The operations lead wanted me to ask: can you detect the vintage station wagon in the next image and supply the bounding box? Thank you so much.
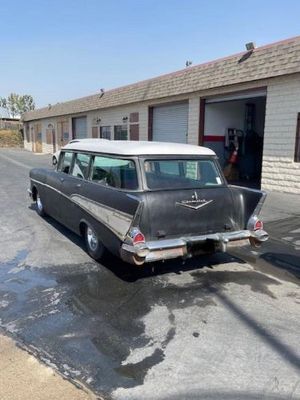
[28,140,268,265]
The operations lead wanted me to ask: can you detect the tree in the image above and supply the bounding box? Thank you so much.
[0,93,35,118]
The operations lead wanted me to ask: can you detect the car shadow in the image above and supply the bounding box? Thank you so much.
[102,251,246,283]
[261,252,300,279]
[28,204,87,251]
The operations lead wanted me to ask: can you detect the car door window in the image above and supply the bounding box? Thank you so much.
[71,153,91,179]
[91,155,138,190]
[58,152,73,174]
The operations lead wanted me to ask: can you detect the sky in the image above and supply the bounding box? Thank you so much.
[1,0,300,109]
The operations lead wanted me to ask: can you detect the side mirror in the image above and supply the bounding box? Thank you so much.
[52,157,58,166]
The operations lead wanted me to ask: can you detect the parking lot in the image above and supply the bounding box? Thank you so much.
[0,148,300,400]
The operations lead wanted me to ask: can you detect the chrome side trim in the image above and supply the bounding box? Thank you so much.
[30,178,70,200]
[70,194,133,240]
[253,190,267,217]
[30,178,134,240]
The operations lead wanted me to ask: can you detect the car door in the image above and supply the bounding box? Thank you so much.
[60,152,92,232]
[45,151,74,221]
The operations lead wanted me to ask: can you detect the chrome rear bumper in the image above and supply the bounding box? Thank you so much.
[120,229,268,265]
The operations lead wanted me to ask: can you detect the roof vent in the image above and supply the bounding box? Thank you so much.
[245,42,256,51]
[99,88,105,99]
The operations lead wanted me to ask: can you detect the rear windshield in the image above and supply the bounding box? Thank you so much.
[144,159,223,189]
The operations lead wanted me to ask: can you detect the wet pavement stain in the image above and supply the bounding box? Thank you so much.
[115,348,165,384]
[190,269,281,299]
[0,250,270,398]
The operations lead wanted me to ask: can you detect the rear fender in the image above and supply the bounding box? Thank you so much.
[229,185,266,230]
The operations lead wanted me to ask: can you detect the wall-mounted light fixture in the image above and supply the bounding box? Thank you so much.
[96,117,101,124]
[122,116,128,122]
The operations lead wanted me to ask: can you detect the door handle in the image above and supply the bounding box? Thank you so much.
[60,177,65,182]
[76,183,81,188]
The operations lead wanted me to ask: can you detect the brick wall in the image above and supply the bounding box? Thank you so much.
[187,95,200,145]
[261,75,300,194]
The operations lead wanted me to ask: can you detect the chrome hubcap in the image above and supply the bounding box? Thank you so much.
[87,227,98,251]
[37,195,43,212]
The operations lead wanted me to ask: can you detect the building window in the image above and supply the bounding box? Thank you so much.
[294,113,300,162]
[100,126,111,140]
[114,125,128,140]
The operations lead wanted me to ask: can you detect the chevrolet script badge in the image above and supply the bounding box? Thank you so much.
[176,192,213,210]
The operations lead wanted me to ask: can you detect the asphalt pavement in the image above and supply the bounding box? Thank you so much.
[0,148,299,400]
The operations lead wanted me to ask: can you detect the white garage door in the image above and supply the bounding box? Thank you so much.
[153,103,188,143]
[73,116,87,139]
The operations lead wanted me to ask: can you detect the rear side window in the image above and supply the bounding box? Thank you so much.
[144,159,223,189]
[91,156,138,190]
[71,153,91,179]
[58,152,73,174]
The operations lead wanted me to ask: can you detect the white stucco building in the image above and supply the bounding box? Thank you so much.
[23,36,300,193]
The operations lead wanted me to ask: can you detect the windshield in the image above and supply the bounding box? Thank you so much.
[144,159,224,190]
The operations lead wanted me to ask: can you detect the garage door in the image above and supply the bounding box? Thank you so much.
[152,103,188,143]
[73,116,87,139]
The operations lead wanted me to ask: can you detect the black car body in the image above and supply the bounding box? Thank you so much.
[28,140,268,265]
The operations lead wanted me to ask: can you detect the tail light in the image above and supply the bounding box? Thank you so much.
[254,220,263,231]
[129,228,145,245]
[133,232,145,245]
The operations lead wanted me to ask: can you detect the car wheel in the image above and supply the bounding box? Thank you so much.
[85,224,106,261]
[36,191,46,217]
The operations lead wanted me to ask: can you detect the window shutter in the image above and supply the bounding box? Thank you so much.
[92,126,98,138]
[130,124,139,141]
[46,129,52,144]
[130,112,139,123]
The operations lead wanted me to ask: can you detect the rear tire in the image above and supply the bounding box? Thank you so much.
[84,224,106,261]
[36,191,46,217]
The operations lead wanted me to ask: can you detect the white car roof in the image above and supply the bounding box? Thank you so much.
[63,140,216,156]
